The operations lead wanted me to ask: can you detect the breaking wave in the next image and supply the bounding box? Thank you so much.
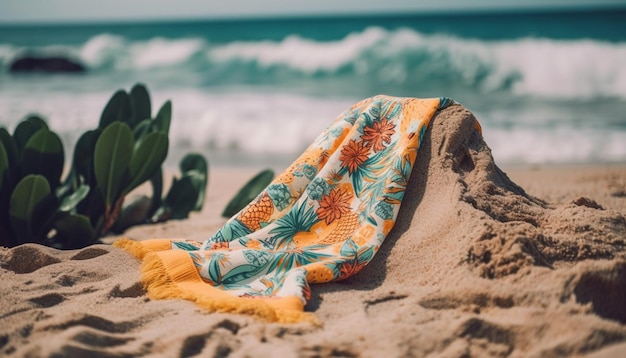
[2,27,626,100]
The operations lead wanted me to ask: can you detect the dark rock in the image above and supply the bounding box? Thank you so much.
[9,55,86,73]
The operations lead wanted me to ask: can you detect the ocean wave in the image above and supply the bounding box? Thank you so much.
[80,34,207,70]
[208,27,626,100]
[1,27,625,100]
[1,88,623,166]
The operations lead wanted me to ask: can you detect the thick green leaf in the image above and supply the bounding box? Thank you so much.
[99,90,131,129]
[180,153,208,174]
[186,171,207,212]
[164,175,200,220]
[30,192,60,240]
[0,139,7,190]
[0,128,17,169]
[180,153,208,211]
[73,129,100,185]
[24,115,48,130]
[59,185,90,212]
[130,83,151,127]
[9,174,51,221]
[133,119,153,142]
[21,128,64,188]
[147,167,163,217]
[13,121,37,153]
[94,122,133,206]
[0,132,13,246]
[154,100,172,134]
[222,169,274,218]
[126,132,168,193]
[13,117,47,155]
[53,214,96,249]
[61,129,99,194]
[77,186,105,229]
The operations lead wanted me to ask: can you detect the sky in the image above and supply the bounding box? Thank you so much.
[1,0,625,24]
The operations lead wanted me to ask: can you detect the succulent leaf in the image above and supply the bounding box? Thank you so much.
[0,140,8,190]
[9,175,51,240]
[21,128,64,188]
[13,116,47,155]
[53,214,96,249]
[180,153,208,211]
[0,128,18,169]
[94,122,133,206]
[10,174,51,220]
[133,119,153,142]
[130,83,152,123]
[126,131,168,194]
[59,184,90,212]
[163,175,200,220]
[181,153,208,174]
[130,83,151,127]
[78,186,105,229]
[147,168,163,218]
[72,129,100,185]
[24,115,48,130]
[154,100,172,134]
[0,135,13,246]
[99,90,132,129]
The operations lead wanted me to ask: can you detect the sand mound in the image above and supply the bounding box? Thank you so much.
[383,105,625,282]
[1,105,625,357]
[348,105,626,356]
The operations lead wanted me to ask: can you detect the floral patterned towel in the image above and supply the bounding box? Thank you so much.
[114,95,456,323]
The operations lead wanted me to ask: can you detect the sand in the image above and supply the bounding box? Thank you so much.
[1,105,625,357]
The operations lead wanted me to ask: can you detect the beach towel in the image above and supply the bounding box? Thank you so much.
[114,95,466,324]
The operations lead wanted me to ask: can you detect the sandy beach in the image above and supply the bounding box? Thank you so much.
[1,105,625,357]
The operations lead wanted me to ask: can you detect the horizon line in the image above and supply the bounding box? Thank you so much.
[1,4,625,27]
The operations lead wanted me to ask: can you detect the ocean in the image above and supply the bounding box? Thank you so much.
[1,9,625,168]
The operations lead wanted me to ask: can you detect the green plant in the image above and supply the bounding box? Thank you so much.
[222,169,275,218]
[152,153,209,222]
[0,84,207,249]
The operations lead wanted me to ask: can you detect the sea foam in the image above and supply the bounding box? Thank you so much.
[2,27,625,100]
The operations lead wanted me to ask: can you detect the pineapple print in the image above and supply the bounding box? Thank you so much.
[320,212,359,245]
[237,193,274,231]
[306,263,336,283]
[274,147,325,185]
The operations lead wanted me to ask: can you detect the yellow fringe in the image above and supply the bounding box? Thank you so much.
[113,238,320,325]
[112,238,151,259]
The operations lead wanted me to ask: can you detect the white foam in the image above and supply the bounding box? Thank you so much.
[80,33,126,68]
[484,127,626,164]
[162,91,351,154]
[0,44,18,66]
[210,27,388,74]
[488,38,626,99]
[5,27,625,100]
[130,37,205,70]
[207,27,626,100]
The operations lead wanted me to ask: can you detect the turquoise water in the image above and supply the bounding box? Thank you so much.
[1,8,625,166]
